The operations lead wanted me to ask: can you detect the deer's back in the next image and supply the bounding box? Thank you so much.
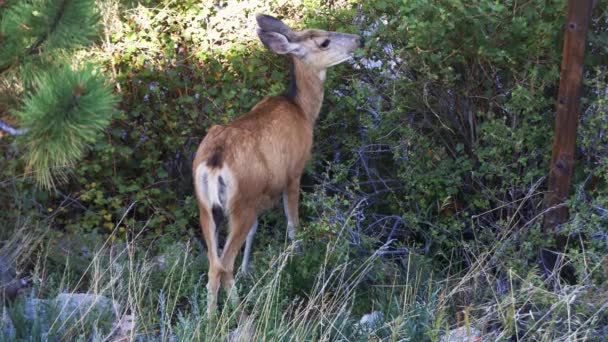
[195,96,313,210]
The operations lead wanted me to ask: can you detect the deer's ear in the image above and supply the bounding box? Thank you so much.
[257,30,304,57]
[256,14,293,37]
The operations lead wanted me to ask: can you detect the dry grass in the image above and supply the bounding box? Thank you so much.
[2,204,607,341]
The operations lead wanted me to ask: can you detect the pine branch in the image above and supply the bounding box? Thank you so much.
[16,65,117,189]
[26,0,70,56]
[0,0,99,73]
[1,0,112,188]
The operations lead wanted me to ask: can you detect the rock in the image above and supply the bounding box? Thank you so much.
[20,293,117,338]
[441,326,483,342]
[109,314,134,342]
[54,293,116,324]
[359,311,384,331]
[1,306,16,340]
[228,312,254,342]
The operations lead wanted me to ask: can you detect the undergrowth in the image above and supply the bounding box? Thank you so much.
[1,0,607,341]
[1,197,607,341]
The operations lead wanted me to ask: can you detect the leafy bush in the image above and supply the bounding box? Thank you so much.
[1,0,607,340]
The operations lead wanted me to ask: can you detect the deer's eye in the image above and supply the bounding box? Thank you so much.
[320,39,330,48]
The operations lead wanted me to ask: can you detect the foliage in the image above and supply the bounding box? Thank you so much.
[0,0,607,340]
[14,66,118,188]
[309,0,608,269]
[0,0,117,188]
[0,0,100,72]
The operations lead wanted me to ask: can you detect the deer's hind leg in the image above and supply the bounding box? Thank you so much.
[198,205,223,316]
[220,207,257,307]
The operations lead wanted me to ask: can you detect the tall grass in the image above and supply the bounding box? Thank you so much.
[2,211,607,341]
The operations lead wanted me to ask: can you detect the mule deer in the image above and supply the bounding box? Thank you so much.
[193,14,361,314]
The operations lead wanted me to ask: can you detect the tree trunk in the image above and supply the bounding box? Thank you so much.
[541,0,594,278]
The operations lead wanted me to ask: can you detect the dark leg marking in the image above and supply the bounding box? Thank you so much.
[212,204,224,228]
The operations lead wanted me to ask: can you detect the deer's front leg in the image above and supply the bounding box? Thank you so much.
[282,178,301,241]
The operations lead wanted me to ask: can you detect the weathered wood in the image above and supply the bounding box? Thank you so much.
[543,0,593,233]
[541,0,594,279]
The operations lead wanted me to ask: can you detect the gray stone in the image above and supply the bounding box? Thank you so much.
[441,326,483,342]
[54,293,116,324]
[359,311,384,331]
[20,293,117,338]
[228,312,254,342]
[109,313,134,341]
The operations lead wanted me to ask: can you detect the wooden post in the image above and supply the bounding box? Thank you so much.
[541,0,594,276]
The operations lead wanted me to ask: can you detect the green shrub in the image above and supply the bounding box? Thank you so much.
[1,0,607,339]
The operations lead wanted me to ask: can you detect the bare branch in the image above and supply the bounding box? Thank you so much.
[0,119,27,136]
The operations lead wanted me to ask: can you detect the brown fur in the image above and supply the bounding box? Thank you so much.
[193,96,313,210]
[193,14,360,315]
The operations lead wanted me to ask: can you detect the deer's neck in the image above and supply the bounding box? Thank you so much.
[284,57,325,124]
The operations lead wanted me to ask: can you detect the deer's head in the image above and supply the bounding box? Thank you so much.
[256,14,362,71]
